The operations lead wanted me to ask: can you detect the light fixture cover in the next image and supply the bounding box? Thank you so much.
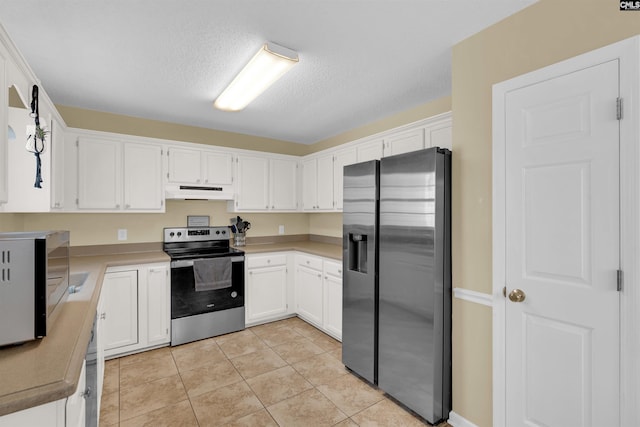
[214,42,299,111]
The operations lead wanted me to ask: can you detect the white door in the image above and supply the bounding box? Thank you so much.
[203,151,233,185]
[302,158,317,210]
[316,154,334,209]
[504,60,620,426]
[323,271,342,340]
[383,128,424,157]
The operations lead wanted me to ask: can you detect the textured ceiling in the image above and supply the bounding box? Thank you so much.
[0,1,535,144]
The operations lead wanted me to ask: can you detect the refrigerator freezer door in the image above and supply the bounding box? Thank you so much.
[342,160,379,384]
[378,148,451,424]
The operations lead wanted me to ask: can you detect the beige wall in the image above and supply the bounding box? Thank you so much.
[57,105,308,156]
[22,201,309,246]
[0,213,24,231]
[451,2,640,426]
[308,213,342,238]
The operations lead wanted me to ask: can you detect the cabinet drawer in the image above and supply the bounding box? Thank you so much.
[247,253,288,268]
[324,260,343,277]
[296,254,323,271]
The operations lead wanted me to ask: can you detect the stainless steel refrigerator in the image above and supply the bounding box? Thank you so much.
[342,147,451,424]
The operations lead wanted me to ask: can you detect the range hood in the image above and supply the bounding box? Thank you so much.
[165,184,234,200]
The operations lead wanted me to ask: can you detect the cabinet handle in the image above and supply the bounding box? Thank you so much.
[249,271,253,275]
[125,204,131,209]
[197,179,201,183]
[267,259,271,263]
[317,274,321,278]
[272,206,275,209]
[338,269,342,274]
[205,179,208,183]
[306,260,310,264]
[101,313,106,320]
[116,204,120,209]
[266,205,269,209]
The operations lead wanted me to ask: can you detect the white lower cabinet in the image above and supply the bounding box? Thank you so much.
[294,253,342,340]
[245,251,342,340]
[322,260,343,340]
[246,253,291,325]
[0,362,86,427]
[101,262,170,358]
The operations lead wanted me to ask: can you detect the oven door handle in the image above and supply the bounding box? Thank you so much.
[171,256,244,268]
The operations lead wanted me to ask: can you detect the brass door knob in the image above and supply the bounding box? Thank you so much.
[508,289,526,303]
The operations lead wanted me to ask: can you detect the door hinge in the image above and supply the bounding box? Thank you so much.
[75,138,79,147]
[617,97,623,120]
[502,286,506,298]
[166,172,169,179]
[75,198,79,205]
[617,269,623,292]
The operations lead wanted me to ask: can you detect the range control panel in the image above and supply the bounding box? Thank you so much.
[163,227,230,242]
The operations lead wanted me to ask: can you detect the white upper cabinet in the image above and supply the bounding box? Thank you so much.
[167,146,201,184]
[426,121,452,150]
[0,47,6,205]
[167,146,233,186]
[356,139,383,162]
[78,136,122,210]
[235,154,269,210]
[77,135,164,211]
[50,116,65,210]
[203,150,233,185]
[382,128,425,157]
[302,148,356,212]
[123,142,163,210]
[303,154,334,211]
[232,154,298,211]
[333,148,357,210]
[270,158,298,210]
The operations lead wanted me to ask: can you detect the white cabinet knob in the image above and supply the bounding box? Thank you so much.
[317,274,321,278]
[267,259,271,263]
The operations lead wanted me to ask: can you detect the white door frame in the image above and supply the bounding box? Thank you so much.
[492,36,640,427]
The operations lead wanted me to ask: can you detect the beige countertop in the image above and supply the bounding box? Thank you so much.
[0,251,169,417]
[238,241,342,260]
[0,240,341,417]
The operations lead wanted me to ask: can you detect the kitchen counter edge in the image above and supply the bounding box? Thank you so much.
[0,251,170,417]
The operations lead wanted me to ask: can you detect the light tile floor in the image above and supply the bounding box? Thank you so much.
[100,316,452,427]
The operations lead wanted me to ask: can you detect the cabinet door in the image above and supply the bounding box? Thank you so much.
[316,154,334,209]
[383,128,424,157]
[203,151,233,185]
[123,143,163,210]
[146,265,170,346]
[103,270,138,352]
[236,155,269,210]
[95,294,106,415]
[426,122,452,150]
[333,149,357,210]
[296,264,323,326]
[270,158,298,210]
[77,137,122,209]
[357,139,383,162]
[0,50,6,204]
[323,273,342,341]
[247,265,288,323]
[167,147,202,184]
[50,116,65,209]
[302,158,317,210]
[65,361,86,427]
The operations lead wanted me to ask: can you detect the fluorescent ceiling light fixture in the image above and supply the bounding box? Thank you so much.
[214,42,299,111]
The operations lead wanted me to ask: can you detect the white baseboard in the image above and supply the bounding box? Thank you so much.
[452,287,493,307]
[448,411,479,427]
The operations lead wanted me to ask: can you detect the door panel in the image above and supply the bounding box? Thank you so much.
[505,59,620,426]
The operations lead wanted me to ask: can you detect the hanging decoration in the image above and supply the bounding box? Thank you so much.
[26,85,46,188]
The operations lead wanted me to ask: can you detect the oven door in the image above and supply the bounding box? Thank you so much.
[170,255,244,319]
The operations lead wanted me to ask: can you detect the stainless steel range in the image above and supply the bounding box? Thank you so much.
[163,226,245,346]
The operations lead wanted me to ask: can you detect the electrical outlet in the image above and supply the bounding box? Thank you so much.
[117,229,128,241]
[278,225,285,235]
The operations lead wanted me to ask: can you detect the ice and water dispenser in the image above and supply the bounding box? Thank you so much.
[348,233,369,273]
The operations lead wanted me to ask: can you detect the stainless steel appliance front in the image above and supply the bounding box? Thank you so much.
[0,230,70,346]
[163,227,245,346]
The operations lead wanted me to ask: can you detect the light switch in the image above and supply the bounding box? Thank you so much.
[278,225,285,235]
[118,229,127,241]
